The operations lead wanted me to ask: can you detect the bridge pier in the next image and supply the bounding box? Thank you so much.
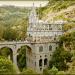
[13,50,18,66]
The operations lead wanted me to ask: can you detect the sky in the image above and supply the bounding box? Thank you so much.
[0,1,49,7]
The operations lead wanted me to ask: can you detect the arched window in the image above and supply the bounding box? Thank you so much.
[49,45,52,51]
[40,56,42,58]
[40,68,42,71]
[39,59,42,66]
[45,55,47,57]
[39,46,43,52]
[44,58,48,65]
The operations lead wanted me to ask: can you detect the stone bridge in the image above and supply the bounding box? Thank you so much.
[0,40,33,66]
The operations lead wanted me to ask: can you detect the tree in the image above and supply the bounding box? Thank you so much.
[49,47,72,71]
[49,66,58,75]
[17,46,27,71]
[3,27,17,41]
[0,47,13,61]
[43,66,58,75]
[14,18,28,40]
[67,60,75,74]
[0,56,17,74]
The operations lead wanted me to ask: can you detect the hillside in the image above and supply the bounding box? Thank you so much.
[0,6,29,41]
[40,1,75,22]
[38,0,75,31]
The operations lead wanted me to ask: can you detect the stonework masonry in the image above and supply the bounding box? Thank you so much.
[0,5,64,73]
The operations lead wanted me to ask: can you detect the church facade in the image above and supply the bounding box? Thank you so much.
[26,6,64,73]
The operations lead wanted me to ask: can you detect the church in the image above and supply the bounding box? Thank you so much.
[26,5,64,73]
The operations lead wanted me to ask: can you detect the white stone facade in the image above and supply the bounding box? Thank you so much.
[26,6,64,73]
[0,5,64,74]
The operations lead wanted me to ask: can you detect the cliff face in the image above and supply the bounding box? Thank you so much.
[40,1,75,22]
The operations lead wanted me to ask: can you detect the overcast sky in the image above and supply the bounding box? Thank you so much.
[0,1,49,7]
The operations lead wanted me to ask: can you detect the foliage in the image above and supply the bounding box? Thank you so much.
[22,68,37,74]
[43,68,50,75]
[56,71,65,75]
[0,47,13,61]
[67,60,75,74]
[60,31,75,51]
[0,6,29,41]
[40,1,75,19]
[17,46,26,71]
[43,66,58,75]
[49,66,58,75]
[3,27,17,41]
[49,30,75,74]
[49,46,72,71]
[63,23,75,31]
[0,56,17,74]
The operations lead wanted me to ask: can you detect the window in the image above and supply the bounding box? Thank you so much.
[56,47,57,50]
[45,55,47,57]
[39,46,43,52]
[40,68,42,71]
[29,34,31,37]
[49,27,52,30]
[49,25,52,30]
[40,56,42,58]
[49,45,52,51]
[44,58,48,65]
[39,59,42,66]
[54,37,56,40]
[35,56,36,58]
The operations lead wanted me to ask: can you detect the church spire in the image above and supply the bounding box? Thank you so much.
[29,3,38,24]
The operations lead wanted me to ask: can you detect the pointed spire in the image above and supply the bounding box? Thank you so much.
[29,2,38,24]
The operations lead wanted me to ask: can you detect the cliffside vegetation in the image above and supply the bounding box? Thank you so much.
[44,31,75,75]
[39,0,75,19]
[0,6,29,41]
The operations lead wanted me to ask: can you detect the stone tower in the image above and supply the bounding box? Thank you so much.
[26,4,64,73]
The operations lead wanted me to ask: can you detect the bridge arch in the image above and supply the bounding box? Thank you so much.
[17,45,32,71]
[0,45,15,51]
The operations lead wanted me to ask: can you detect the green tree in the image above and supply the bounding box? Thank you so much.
[66,60,75,74]
[49,47,72,71]
[0,47,13,61]
[49,66,58,75]
[17,46,27,71]
[14,18,28,40]
[43,66,58,75]
[0,56,17,74]
[3,27,17,41]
